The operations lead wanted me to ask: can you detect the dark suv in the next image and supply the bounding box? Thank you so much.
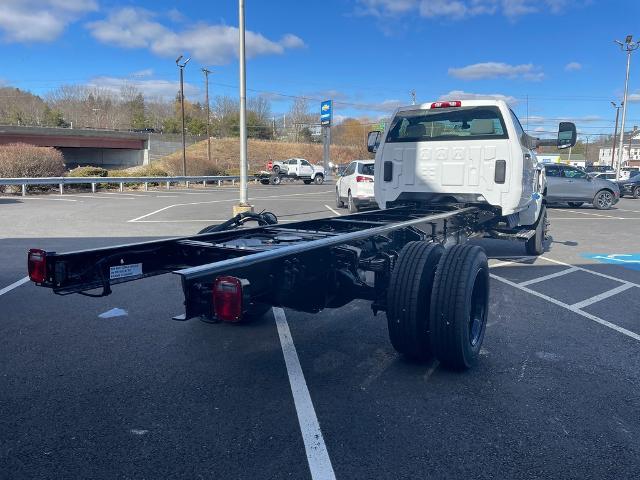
[618,174,640,199]
[543,164,620,209]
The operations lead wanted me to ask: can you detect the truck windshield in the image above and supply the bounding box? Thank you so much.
[386,106,508,143]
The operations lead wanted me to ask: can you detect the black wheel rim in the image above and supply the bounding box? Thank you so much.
[469,269,488,347]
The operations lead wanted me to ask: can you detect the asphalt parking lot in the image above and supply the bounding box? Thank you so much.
[2,184,640,479]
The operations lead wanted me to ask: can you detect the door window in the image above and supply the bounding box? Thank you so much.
[563,168,587,179]
[300,160,311,167]
[344,163,356,176]
[545,166,561,177]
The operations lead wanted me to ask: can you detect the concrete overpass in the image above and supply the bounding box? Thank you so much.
[0,125,150,169]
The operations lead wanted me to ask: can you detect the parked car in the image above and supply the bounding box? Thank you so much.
[618,173,640,198]
[619,167,640,180]
[588,172,618,181]
[585,165,614,174]
[336,160,377,213]
[543,164,620,209]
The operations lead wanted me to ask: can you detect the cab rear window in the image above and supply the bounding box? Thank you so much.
[386,106,508,143]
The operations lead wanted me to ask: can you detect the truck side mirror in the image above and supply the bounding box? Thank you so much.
[367,131,381,153]
[557,122,577,150]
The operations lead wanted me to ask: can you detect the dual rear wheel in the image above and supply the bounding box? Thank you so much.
[386,242,489,370]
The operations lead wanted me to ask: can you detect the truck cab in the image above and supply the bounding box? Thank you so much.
[368,99,575,227]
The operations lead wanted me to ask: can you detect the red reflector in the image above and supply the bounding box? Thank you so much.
[356,176,373,183]
[213,276,244,322]
[431,101,461,108]
[266,161,273,170]
[28,248,47,283]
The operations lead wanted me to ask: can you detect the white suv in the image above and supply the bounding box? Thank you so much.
[336,160,377,212]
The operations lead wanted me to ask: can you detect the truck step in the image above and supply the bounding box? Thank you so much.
[487,229,535,241]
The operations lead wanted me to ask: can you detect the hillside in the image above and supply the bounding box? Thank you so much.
[160,137,371,175]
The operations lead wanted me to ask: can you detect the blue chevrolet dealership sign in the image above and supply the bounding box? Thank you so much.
[320,100,332,126]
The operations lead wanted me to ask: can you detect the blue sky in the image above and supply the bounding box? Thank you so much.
[1,0,639,138]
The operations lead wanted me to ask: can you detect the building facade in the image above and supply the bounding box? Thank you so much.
[598,127,640,166]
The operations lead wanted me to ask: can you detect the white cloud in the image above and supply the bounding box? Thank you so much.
[628,92,640,103]
[564,61,582,72]
[438,89,519,105]
[131,69,154,78]
[87,7,305,65]
[87,75,199,100]
[448,62,544,81]
[0,0,97,42]
[355,0,575,20]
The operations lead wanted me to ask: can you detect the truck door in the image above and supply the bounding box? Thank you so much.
[299,160,314,177]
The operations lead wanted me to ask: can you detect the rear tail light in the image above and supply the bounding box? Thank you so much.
[431,101,461,108]
[28,249,47,283]
[356,176,373,183]
[266,161,273,170]
[212,276,245,322]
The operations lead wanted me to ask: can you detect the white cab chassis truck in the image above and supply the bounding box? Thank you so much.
[368,99,576,255]
[28,100,576,370]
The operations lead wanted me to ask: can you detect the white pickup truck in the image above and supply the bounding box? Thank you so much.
[367,99,576,255]
[264,158,325,185]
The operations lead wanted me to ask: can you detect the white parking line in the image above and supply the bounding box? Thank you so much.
[273,307,336,480]
[128,190,333,223]
[571,284,636,310]
[0,196,78,202]
[0,277,29,296]
[518,266,579,286]
[563,210,620,218]
[68,195,134,200]
[324,205,341,216]
[491,274,640,343]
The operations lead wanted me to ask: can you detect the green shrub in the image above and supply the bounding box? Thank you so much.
[67,166,108,177]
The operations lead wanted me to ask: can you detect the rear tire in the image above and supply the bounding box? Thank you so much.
[567,202,583,208]
[593,190,614,210]
[348,192,358,213]
[314,175,324,185]
[430,245,489,370]
[270,176,281,185]
[633,186,640,199]
[386,242,444,361]
[336,189,344,208]
[525,206,547,256]
[272,165,280,175]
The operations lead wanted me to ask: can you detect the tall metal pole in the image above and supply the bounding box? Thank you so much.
[176,55,190,176]
[202,68,212,165]
[610,102,621,168]
[238,0,249,207]
[615,35,639,179]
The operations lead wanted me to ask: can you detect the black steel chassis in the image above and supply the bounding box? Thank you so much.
[32,205,496,321]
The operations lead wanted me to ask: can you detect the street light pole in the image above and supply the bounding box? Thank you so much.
[614,35,640,179]
[202,68,213,165]
[176,55,191,177]
[610,101,622,168]
[235,0,251,213]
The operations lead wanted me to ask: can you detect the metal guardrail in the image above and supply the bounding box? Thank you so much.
[0,175,248,196]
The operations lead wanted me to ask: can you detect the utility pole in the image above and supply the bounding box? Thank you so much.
[202,68,213,165]
[614,34,639,179]
[176,54,191,176]
[235,0,251,214]
[410,90,416,105]
[610,101,622,168]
